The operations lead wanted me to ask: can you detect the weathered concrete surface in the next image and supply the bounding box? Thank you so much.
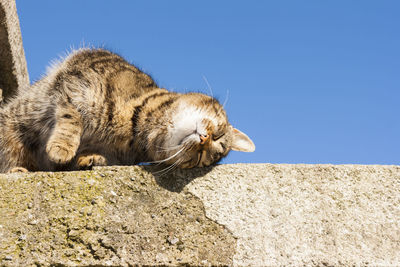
[183,164,400,266]
[0,164,399,266]
[0,166,235,266]
[0,0,29,102]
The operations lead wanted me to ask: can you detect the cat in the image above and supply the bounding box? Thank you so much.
[0,48,255,173]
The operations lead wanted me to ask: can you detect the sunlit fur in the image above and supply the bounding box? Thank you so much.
[0,49,254,173]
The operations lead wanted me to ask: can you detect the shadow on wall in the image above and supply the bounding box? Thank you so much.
[143,164,216,192]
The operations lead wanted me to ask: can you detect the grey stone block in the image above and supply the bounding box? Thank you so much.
[0,164,399,266]
[0,0,29,102]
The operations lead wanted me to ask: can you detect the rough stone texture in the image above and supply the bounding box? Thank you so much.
[182,164,400,266]
[0,0,29,102]
[0,164,399,266]
[0,166,235,266]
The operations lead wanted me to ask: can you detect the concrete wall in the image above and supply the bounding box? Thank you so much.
[0,0,29,102]
[0,164,399,266]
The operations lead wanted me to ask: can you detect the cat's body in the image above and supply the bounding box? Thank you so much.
[0,49,254,173]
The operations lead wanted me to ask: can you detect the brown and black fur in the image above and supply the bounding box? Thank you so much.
[0,48,254,173]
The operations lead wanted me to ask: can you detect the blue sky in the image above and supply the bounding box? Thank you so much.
[16,1,399,165]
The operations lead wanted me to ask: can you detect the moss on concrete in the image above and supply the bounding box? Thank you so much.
[0,166,236,266]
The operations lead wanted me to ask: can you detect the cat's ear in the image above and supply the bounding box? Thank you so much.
[230,127,255,152]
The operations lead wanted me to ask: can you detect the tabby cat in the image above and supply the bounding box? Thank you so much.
[0,49,255,173]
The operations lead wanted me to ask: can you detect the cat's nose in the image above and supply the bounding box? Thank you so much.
[199,134,209,145]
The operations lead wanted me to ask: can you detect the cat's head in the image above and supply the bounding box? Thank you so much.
[155,93,255,168]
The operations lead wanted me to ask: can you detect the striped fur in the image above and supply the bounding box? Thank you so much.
[0,49,255,173]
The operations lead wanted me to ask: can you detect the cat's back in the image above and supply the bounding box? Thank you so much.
[44,48,158,101]
[0,49,161,172]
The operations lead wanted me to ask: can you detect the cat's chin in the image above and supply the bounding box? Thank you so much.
[161,131,202,152]
[158,137,202,169]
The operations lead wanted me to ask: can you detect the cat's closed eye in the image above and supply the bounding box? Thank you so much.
[213,133,225,141]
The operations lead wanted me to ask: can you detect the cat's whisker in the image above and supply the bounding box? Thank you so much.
[155,144,183,152]
[222,89,229,109]
[154,158,183,175]
[212,90,229,118]
[156,142,196,171]
[202,75,214,100]
[200,76,227,118]
[148,145,186,164]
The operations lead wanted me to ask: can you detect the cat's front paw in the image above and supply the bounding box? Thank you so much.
[46,143,76,164]
[9,167,29,173]
[76,154,107,170]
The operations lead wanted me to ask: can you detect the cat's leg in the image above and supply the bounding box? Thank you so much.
[9,167,29,173]
[0,127,34,173]
[1,150,32,173]
[76,154,107,170]
[46,103,83,164]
